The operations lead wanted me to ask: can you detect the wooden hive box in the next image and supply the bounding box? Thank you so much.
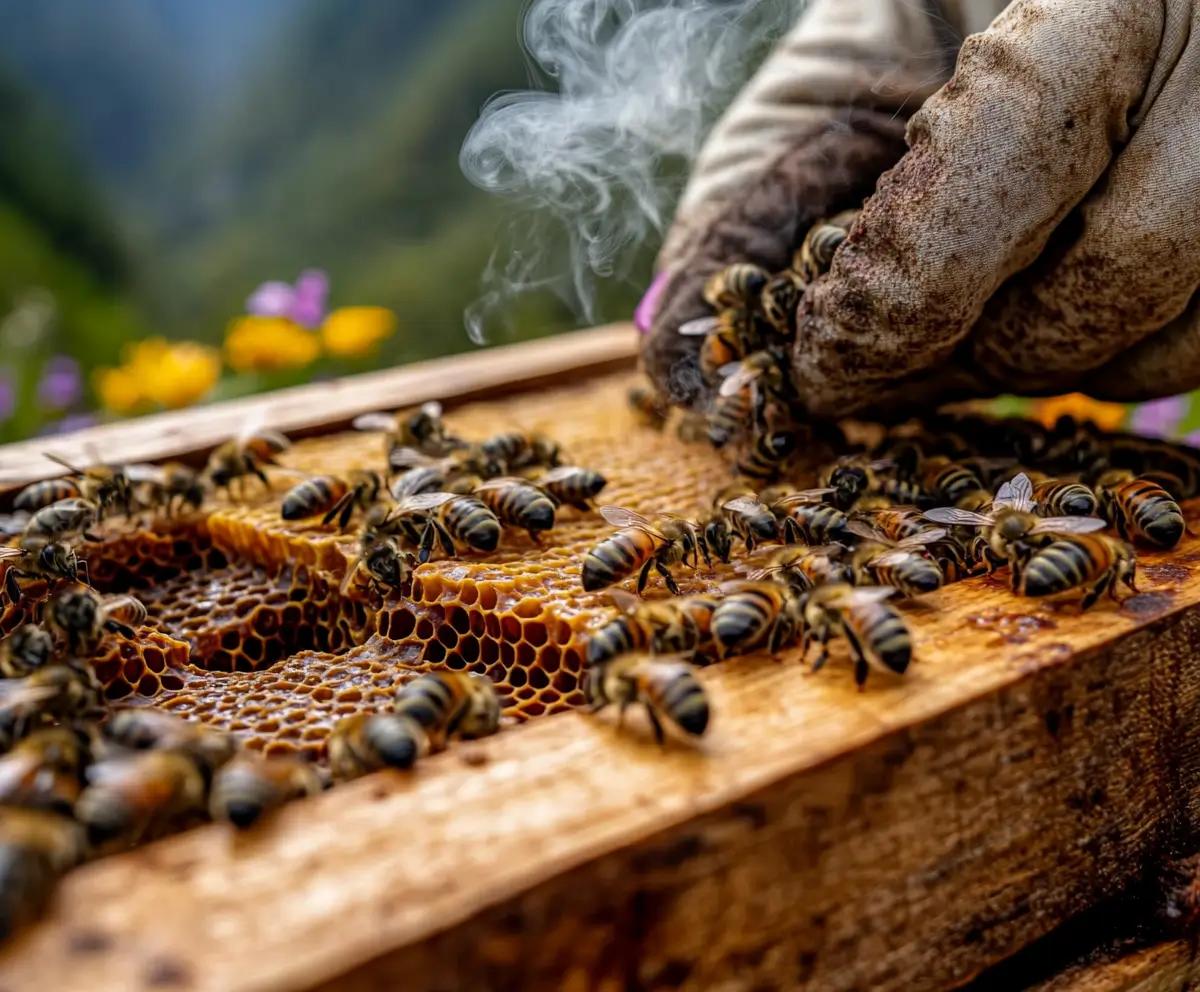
[0,325,1199,992]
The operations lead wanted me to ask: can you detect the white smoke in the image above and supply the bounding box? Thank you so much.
[460,0,805,344]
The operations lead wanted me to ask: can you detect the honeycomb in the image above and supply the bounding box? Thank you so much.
[2,373,747,759]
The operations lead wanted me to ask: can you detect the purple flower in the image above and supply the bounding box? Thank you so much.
[246,281,296,319]
[1129,395,1190,438]
[634,271,669,335]
[36,355,81,410]
[37,413,98,436]
[0,366,13,423]
[245,269,329,329]
[1183,428,1200,449]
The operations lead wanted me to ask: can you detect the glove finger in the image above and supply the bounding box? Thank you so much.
[1084,294,1200,402]
[642,111,908,407]
[794,0,1163,418]
[972,5,1200,380]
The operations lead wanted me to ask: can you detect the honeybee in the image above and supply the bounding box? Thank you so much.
[924,473,1106,586]
[473,478,557,540]
[734,489,852,547]
[918,456,986,507]
[844,521,945,597]
[691,506,733,566]
[209,753,327,829]
[703,263,771,310]
[526,465,608,511]
[385,492,501,563]
[1019,534,1138,609]
[102,708,238,772]
[705,376,754,449]
[0,625,54,678]
[327,712,431,779]
[759,271,805,337]
[735,429,798,483]
[12,479,83,515]
[0,541,86,605]
[0,806,87,942]
[1092,469,1185,549]
[857,505,935,543]
[280,470,385,530]
[393,672,502,743]
[627,384,670,431]
[18,498,101,545]
[581,506,702,595]
[715,484,779,551]
[0,727,90,814]
[712,580,805,658]
[205,425,291,497]
[679,308,764,380]
[76,749,209,845]
[1029,477,1099,518]
[353,401,458,461]
[718,349,790,426]
[587,589,721,666]
[0,663,106,749]
[675,412,711,445]
[42,451,134,521]
[584,652,709,742]
[479,432,562,472]
[125,462,206,517]
[746,544,854,592]
[821,456,894,512]
[794,211,858,281]
[44,586,147,656]
[800,584,911,689]
[341,536,417,600]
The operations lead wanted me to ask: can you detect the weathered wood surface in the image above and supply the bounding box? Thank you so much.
[0,323,638,492]
[1027,940,1200,992]
[1,524,1200,990]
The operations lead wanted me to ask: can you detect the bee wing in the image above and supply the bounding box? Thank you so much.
[607,589,641,614]
[272,466,309,480]
[123,463,167,484]
[0,515,29,538]
[869,550,918,567]
[100,594,145,623]
[868,459,896,471]
[721,495,762,514]
[845,519,886,544]
[397,492,456,512]
[830,586,897,606]
[678,316,719,337]
[472,477,527,492]
[923,507,993,527]
[352,412,398,432]
[897,528,947,548]
[1029,516,1108,536]
[718,362,760,397]
[419,401,443,419]
[0,751,38,799]
[773,488,837,506]
[718,579,764,595]
[0,547,25,561]
[0,680,59,713]
[994,472,1034,512]
[534,465,579,484]
[599,505,653,529]
[43,452,84,475]
[389,447,436,470]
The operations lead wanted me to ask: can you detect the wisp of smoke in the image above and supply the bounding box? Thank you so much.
[460,0,805,345]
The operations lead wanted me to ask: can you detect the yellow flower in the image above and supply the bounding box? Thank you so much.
[1030,393,1127,432]
[93,365,147,416]
[94,338,221,414]
[320,306,396,359]
[225,316,321,372]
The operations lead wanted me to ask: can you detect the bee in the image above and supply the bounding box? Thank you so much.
[1092,469,1185,549]
[0,663,106,750]
[800,584,911,689]
[584,652,709,742]
[205,425,290,497]
[209,753,327,829]
[759,271,805,337]
[821,456,895,512]
[0,727,91,814]
[0,625,55,678]
[1029,478,1099,517]
[353,401,458,461]
[526,465,607,511]
[736,489,851,546]
[280,470,385,530]
[76,749,210,846]
[715,484,779,551]
[703,263,771,310]
[581,506,702,595]
[746,544,855,592]
[587,589,721,666]
[42,451,134,521]
[384,492,501,563]
[918,456,986,507]
[858,505,937,543]
[102,708,238,772]
[675,412,711,445]
[341,536,417,600]
[925,473,1106,586]
[12,479,83,515]
[0,541,86,605]
[480,432,563,472]
[679,308,764,379]
[0,806,87,942]
[627,384,671,431]
[712,580,805,658]
[19,498,101,545]
[794,211,858,281]
[44,586,146,656]
[705,375,754,449]
[1019,535,1138,609]
[473,478,557,540]
[735,429,799,483]
[719,349,790,426]
[844,521,946,597]
[393,672,502,743]
[125,462,207,517]
[327,712,432,779]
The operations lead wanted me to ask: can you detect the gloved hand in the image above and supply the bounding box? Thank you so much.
[641,0,1200,420]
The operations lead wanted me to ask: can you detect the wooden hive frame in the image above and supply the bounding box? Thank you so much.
[1,324,1200,991]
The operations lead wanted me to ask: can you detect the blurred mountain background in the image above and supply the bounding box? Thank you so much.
[0,0,638,440]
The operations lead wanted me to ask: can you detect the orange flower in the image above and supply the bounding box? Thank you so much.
[1028,393,1128,432]
[225,316,321,372]
[320,306,397,359]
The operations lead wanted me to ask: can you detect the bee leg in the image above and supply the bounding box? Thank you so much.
[103,620,137,639]
[636,560,655,595]
[253,463,271,490]
[572,501,592,512]
[854,659,870,691]
[809,629,831,673]
[646,708,666,746]
[526,530,542,545]
[3,568,22,605]
[321,492,353,528]
[418,524,436,565]
[83,530,103,543]
[435,522,456,558]
[656,561,681,596]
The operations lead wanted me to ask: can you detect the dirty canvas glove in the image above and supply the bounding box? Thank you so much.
[641,0,1006,408]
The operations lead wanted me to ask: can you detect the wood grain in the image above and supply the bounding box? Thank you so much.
[2,524,1200,989]
[0,324,637,493]
[1028,941,1200,992]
